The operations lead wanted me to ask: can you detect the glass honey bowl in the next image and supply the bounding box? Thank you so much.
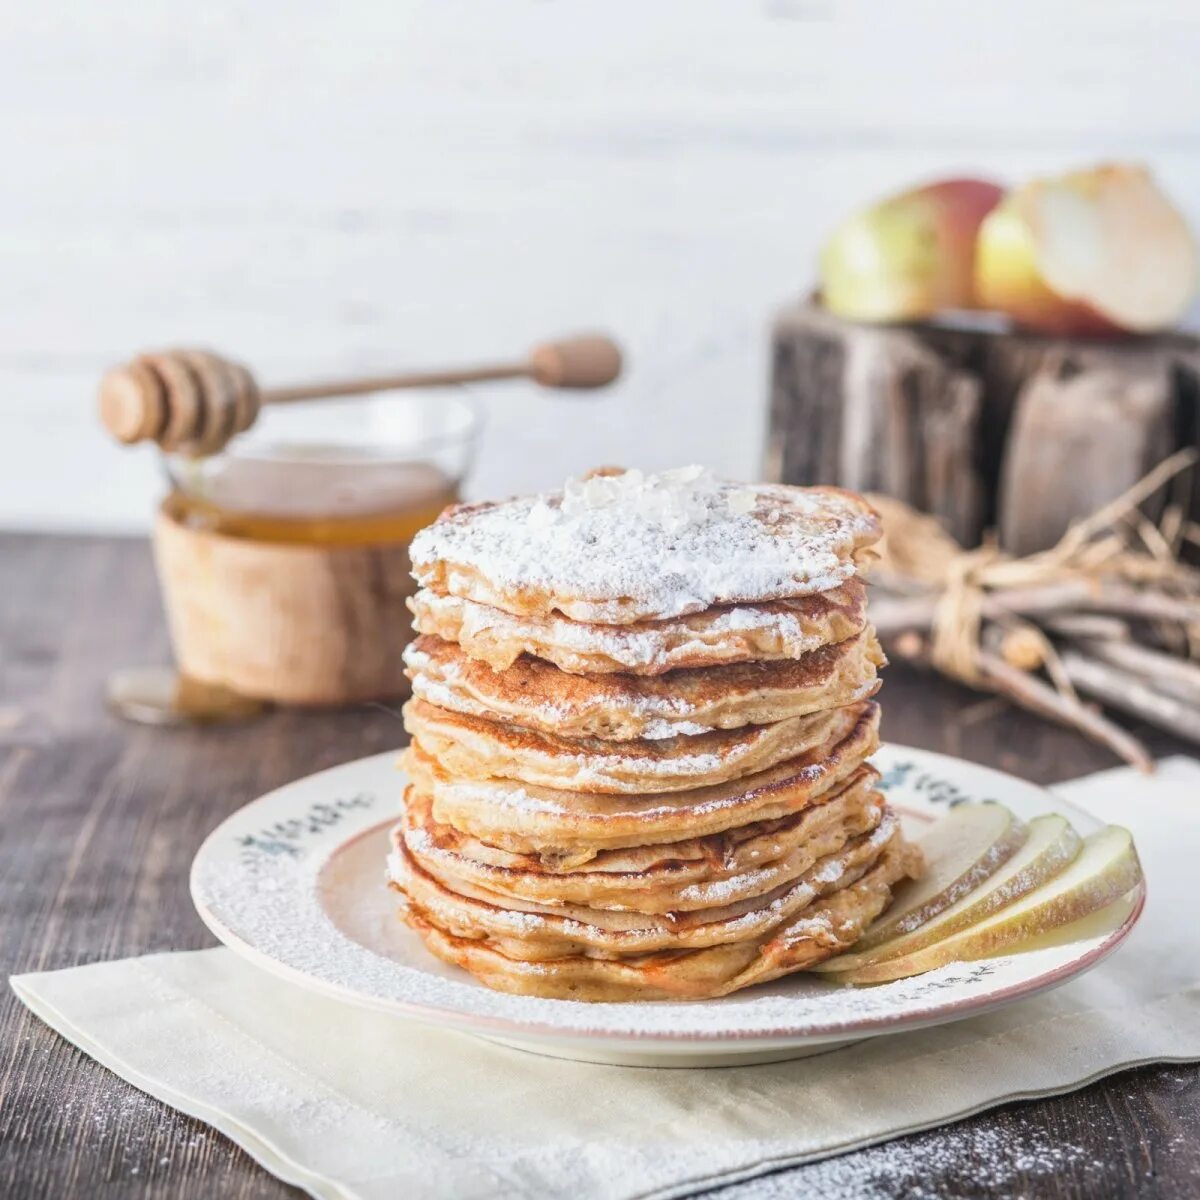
[163,391,479,546]
[145,392,480,715]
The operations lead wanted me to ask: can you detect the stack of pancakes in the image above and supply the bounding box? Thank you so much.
[390,467,923,1001]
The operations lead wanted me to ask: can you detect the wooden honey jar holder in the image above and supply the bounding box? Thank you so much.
[153,494,421,706]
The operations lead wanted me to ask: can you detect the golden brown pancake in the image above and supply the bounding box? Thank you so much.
[406,581,868,676]
[397,837,922,1001]
[402,697,875,794]
[402,701,881,857]
[403,629,884,741]
[401,766,883,913]
[389,811,902,957]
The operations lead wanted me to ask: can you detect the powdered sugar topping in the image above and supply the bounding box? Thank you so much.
[547,465,758,534]
[410,467,879,622]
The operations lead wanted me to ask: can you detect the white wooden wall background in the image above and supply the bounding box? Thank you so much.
[3,0,1200,529]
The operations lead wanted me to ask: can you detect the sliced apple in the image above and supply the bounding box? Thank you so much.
[851,802,1028,953]
[814,813,1082,975]
[825,824,1141,984]
[998,890,1139,957]
[820,178,1004,322]
[974,163,1198,335]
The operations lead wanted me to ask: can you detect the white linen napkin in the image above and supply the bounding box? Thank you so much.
[12,758,1200,1200]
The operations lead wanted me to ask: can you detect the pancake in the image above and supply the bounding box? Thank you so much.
[402,698,873,794]
[390,811,902,957]
[394,467,907,1001]
[402,700,881,857]
[406,581,868,676]
[401,767,883,913]
[404,628,884,741]
[399,836,922,1001]
[410,468,880,624]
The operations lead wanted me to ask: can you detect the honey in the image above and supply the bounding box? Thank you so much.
[167,453,458,546]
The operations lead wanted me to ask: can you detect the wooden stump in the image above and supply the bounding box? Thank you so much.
[767,301,1200,552]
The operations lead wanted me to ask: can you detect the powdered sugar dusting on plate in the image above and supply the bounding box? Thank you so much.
[410,467,879,621]
[190,745,1134,1045]
[196,815,1025,1037]
[194,813,998,1037]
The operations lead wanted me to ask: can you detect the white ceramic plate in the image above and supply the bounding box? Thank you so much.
[190,745,1143,1068]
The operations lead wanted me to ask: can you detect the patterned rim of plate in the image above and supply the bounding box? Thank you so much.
[190,744,1144,1044]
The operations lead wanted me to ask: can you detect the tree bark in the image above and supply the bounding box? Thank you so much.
[767,301,1200,552]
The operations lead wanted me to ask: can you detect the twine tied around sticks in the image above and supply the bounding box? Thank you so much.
[868,447,1200,691]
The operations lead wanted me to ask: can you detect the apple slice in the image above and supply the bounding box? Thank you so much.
[974,164,1198,335]
[824,824,1140,984]
[851,802,1028,953]
[820,178,1004,322]
[999,890,1140,957]
[814,813,1082,975]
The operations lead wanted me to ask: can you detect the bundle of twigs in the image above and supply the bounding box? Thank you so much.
[869,449,1200,771]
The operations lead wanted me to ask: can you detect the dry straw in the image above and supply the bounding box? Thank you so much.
[869,448,1200,771]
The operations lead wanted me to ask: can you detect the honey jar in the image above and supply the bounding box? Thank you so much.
[147,393,478,709]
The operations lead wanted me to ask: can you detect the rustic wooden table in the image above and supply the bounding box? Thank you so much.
[1,532,1197,1199]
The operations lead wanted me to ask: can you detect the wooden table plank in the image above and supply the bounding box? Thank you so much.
[1,532,1196,1199]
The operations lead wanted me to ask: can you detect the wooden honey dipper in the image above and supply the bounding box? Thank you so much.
[98,333,622,455]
